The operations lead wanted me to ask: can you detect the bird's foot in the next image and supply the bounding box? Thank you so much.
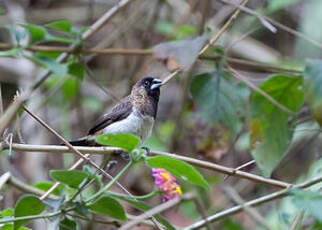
[121,152,130,161]
[106,160,118,171]
[141,146,151,156]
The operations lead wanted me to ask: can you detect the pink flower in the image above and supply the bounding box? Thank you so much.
[152,168,182,202]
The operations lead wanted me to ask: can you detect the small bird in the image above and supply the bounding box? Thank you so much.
[69,77,163,146]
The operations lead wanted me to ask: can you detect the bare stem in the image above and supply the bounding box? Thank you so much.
[184,175,322,230]
[3,142,292,189]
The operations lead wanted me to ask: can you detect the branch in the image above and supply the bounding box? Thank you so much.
[184,175,322,230]
[21,106,135,203]
[221,0,322,49]
[162,0,249,85]
[228,66,297,115]
[0,0,135,137]
[4,142,292,189]
[222,186,270,230]
[4,172,59,200]
[0,44,303,74]
[120,192,196,230]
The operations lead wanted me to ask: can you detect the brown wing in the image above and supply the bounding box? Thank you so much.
[88,96,132,135]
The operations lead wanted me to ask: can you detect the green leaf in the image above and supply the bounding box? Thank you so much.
[46,20,72,33]
[34,181,64,196]
[3,224,32,230]
[146,156,209,189]
[1,208,14,217]
[290,189,322,221]
[30,55,68,76]
[20,23,46,44]
[250,75,304,177]
[60,217,77,230]
[267,0,301,12]
[96,133,141,151]
[222,219,245,230]
[45,34,76,44]
[68,62,85,80]
[304,59,322,126]
[63,78,79,100]
[190,71,250,137]
[0,8,4,15]
[109,193,175,230]
[0,49,20,58]
[82,97,103,112]
[88,196,127,221]
[50,170,89,188]
[14,195,46,230]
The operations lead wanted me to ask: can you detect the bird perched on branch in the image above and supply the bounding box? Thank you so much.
[69,77,163,146]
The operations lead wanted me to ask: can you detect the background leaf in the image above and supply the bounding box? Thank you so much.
[190,71,250,137]
[146,156,209,189]
[96,133,140,151]
[20,23,46,44]
[30,55,68,76]
[304,59,322,125]
[50,170,89,188]
[59,217,77,230]
[46,20,72,33]
[153,35,208,71]
[88,196,127,221]
[290,189,322,221]
[14,195,46,230]
[0,49,20,58]
[250,75,304,177]
[68,62,85,80]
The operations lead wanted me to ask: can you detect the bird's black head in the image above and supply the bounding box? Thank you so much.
[131,77,162,117]
[135,77,162,99]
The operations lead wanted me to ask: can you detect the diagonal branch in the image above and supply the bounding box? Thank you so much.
[0,0,135,137]
[228,66,297,115]
[162,0,249,85]
[120,192,196,230]
[221,0,322,49]
[184,175,322,230]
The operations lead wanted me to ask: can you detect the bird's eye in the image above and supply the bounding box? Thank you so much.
[144,81,150,86]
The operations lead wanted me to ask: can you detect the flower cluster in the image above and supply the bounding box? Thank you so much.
[152,168,182,202]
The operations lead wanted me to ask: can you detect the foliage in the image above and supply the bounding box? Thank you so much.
[250,75,304,176]
[0,2,322,230]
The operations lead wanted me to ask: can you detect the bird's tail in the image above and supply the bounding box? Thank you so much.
[64,136,95,146]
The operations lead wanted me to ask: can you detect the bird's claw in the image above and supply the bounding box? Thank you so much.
[106,160,118,171]
[141,146,151,156]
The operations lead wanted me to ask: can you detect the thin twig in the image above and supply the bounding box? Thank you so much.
[223,159,256,181]
[222,186,270,230]
[0,43,303,74]
[289,212,304,230]
[5,173,59,200]
[40,157,86,200]
[199,0,249,54]
[21,106,133,201]
[4,143,292,189]
[221,0,322,49]
[228,66,297,115]
[120,192,196,230]
[0,0,135,138]
[184,175,322,230]
[162,0,249,86]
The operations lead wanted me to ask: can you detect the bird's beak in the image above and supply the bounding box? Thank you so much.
[151,79,163,90]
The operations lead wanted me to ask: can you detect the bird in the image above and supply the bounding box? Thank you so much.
[69,77,163,146]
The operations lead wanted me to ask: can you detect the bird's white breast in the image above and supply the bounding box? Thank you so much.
[103,108,154,143]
